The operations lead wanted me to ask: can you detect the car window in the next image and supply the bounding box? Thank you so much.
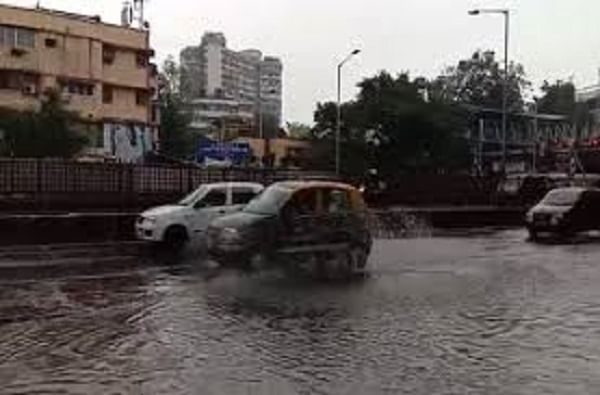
[243,185,292,215]
[198,189,227,208]
[232,189,259,205]
[285,189,318,217]
[179,185,209,206]
[542,189,583,207]
[324,188,351,213]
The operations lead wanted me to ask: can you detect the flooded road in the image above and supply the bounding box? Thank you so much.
[2,230,600,394]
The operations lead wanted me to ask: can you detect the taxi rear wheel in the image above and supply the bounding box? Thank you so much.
[348,245,368,270]
[323,246,367,279]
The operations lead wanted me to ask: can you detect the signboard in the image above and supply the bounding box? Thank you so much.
[196,138,252,166]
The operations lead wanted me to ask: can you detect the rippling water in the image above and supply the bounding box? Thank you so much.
[2,230,600,394]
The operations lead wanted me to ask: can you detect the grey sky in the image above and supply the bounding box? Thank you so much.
[7,0,600,124]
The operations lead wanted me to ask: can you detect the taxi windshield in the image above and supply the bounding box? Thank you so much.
[243,186,292,215]
[542,189,583,207]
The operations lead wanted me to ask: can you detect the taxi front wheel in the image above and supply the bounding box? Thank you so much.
[348,246,368,270]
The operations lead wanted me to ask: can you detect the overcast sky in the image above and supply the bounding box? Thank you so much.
[6,0,600,124]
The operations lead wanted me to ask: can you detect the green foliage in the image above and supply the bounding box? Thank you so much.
[430,50,530,112]
[312,71,469,178]
[537,80,575,117]
[158,57,194,159]
[0,89,87,158]
[286,122,311,139]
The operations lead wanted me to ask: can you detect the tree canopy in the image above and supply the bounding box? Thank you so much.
[0,89,87,158]
[312,71,470,178]
[286,122,312,139]
[158,56,194,159]
[430,50,530,112]
[536,80,576,117]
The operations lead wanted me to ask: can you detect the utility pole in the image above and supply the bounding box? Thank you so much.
[469,8,510,173]
[336,49,361,176]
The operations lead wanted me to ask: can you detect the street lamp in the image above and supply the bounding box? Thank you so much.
[469,8,510,173]
[336,48,361,176]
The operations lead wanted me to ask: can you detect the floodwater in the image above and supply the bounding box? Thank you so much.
[2,230,600,394]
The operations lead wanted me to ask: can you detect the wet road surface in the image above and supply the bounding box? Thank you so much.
[2,229,600,394]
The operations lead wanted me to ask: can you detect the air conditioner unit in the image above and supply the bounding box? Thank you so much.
[22,84,37,95]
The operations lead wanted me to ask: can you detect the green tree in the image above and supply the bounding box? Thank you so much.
[312,71,469,178]
[431,50,530,112]
[158,56,193,159]
[286,122,311,139]
[0,89,87,158]
[537,80,575,117]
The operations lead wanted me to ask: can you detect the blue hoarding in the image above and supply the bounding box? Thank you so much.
[195,138,252,165]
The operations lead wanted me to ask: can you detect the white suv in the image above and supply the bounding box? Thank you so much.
[136,182,264,248]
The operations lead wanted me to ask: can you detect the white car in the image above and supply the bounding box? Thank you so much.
[136,182,264,248]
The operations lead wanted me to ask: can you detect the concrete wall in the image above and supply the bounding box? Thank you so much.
[102,86,147,121]
[102,48,148,89]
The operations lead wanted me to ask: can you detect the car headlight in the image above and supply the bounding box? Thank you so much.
[551,214,563,225]
[143,216,157,225]
[221,227,241,242]
[526,212,534,222]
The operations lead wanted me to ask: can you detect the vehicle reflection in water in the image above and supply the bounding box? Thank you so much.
[2,230,600,393]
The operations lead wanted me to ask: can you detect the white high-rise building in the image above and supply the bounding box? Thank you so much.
[180,32,283,138]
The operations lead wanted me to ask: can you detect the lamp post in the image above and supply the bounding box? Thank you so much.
[469,8,509,173]
[336,49,361,176]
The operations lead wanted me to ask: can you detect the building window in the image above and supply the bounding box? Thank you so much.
[135,51,147,68]
[61,80,94,96]
[103,85,114,104]
[103,46,116,65]
[0,25,35,48]
[16,29,34,48]
[136,90,148,106]
[0,70,22,90]
[44,37,57,48]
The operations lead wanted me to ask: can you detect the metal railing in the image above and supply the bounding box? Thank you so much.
[0,159,337,195]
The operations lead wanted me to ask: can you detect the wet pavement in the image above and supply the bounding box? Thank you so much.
[2,229,600,394]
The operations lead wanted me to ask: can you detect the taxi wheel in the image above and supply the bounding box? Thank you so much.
[348,245,368,270]
[322,249,358,280]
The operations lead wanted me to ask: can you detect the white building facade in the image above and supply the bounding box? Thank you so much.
[180,32,282,137]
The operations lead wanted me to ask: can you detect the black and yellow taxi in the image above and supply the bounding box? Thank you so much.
[206,181,372,275]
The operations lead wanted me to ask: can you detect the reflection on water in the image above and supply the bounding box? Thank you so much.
[2,230,600,394]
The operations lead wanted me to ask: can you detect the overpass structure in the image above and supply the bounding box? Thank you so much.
[466,107,572,175]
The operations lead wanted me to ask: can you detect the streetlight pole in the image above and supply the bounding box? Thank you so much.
[469,8,510,173]
[336,49,361,176]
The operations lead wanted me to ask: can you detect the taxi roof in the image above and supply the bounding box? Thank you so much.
[273,180,357,192]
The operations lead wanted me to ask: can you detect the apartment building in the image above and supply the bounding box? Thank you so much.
[187,97,254,140]
[0,3,159,162]
[180,32,282,138]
